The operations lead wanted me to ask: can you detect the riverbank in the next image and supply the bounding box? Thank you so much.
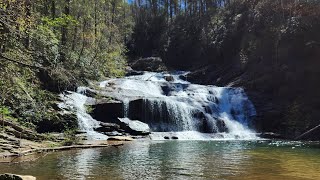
[0,139,125,163]
[0,118,128,163]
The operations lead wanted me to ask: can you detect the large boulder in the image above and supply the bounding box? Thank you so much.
[107,136,134,141]
[94,122,121,132]
[130,57,168,72]
[117,118,151,135]
[91,100,124,123]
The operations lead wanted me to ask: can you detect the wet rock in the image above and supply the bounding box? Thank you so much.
[216,119,228,133]
[164,75,174,82]
[82,89,97,98]
[258,132,283,139]
[171,136,179,140]
[117,118,151,136]
[104,131,124,136]
[130,57,168,72]
[0,173,36,180]
[107,136,134,141]
[91,101,124,123]
[179,75,187,81]
[94,122,121,132]
[126,70,144,76]
[75,130,86,134]
[164,136,170,139]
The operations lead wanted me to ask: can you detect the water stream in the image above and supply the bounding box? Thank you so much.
[60,71,257,140]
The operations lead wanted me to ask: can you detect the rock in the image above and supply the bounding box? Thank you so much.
[164,75,174,82]
[4,127,39,141]
[164,136,170,139]
[125,66,133,72]
[126,70,144,76]
[104,131,124,136]
[258,132,283,139]
[94,122,121,132]
[107,136,134,141]
[1,146,13,151]
[117,118,151,136]
[171,136,179,139]
[130,57,168,72]
[75,130,86,134]
[179,75,187,81]
[0,174,36,180]
[91,101,124,123]
[216,119,228,133]
[82,89,97,98]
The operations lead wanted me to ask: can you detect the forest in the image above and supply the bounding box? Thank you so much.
[1,0,320,138]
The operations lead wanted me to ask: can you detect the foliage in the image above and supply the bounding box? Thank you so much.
[128,0,320,138]
[0,0,133,133]
[62,129,80,146]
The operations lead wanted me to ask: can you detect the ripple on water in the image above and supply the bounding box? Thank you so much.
[0,141,320,180]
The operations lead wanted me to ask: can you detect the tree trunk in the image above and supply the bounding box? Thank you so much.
[60,0,70,62]
[24,0,31,49]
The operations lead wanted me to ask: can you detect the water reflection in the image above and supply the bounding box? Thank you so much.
[58,148,102,180]
[0,141,320,180]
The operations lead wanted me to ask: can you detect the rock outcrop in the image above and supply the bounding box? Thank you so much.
[117,118,151,136]
[94,122,121,133]
[130,57,168,72]
[107,136,134,141]
[90,100,124,123]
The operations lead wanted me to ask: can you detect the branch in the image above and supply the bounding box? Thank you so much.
[295,124,320,140]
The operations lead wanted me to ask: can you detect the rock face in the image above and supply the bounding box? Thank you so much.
[107,136,134,141]
[0,174,36,180]
[130,57,168,72]
[117,118,151,135]
[91,101,124,123]
[94,122,121,133]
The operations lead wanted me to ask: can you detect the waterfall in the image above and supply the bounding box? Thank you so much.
[61,71,257,140]
[98,71,257,140]
[58,90,108,140]
[123,98,130,118]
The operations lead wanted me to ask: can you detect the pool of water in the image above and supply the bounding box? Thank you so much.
[1,140,320,180]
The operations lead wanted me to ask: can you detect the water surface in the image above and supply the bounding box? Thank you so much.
[1,140,320,180]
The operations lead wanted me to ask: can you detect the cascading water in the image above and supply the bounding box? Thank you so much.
[58,89,108,140]
[60,71,257,140]
[96,71,257,140]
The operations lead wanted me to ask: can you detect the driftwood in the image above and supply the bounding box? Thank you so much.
[295,124,320,140]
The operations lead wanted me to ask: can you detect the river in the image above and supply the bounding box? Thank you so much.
[1,140,320,180]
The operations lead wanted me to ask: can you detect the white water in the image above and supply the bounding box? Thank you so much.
[58,91,108,140]
[97,71,257,140]
[60,71,257,140]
